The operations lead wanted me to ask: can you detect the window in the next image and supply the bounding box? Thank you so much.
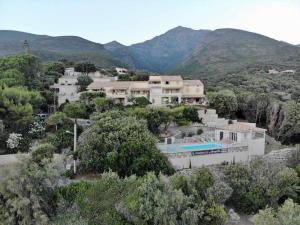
[229,132,237,141]
[165,81,169,85]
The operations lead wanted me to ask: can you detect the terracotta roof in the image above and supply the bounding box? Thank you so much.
[149,75,183,81]
[183,80,204,86]
[222,122,266,133]
[87,81,149,90]
[160,76,183,81]
[130,81,149,90]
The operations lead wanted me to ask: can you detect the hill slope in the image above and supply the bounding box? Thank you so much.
[0,30,123,67]
[173,29,300,83]
[104,41,126,52]
[109,26,211,73]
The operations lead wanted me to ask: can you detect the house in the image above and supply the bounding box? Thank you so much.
[281,70,296,75]
[87,75,205,106]
[51,75,80,106]
[268,69,280,74]
[115,67,128,75]
[51,67,117,106]
[159,117,266,169]
[215,122,266,156]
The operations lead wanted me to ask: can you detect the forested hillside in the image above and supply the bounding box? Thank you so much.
[0,30,123,67]
[105,26,211,72]
[173,28,300,81]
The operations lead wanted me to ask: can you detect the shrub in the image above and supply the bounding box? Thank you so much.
[57,181,92,205]
[32,143,56,164]
[197,128,203,135]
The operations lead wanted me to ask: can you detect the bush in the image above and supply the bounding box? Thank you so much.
[176,117,189,126]
[32,143,56,164]
[197,128,203,135]
[57,181,91,205]
[188,132,195,137]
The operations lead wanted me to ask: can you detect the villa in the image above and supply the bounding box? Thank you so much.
[159,110,266,169]
[51,68,117,106]
[87,75,205,106]
[51,68,205,107]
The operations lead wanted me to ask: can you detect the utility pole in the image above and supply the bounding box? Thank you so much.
[66,120,77,174]
[73,121,77,174]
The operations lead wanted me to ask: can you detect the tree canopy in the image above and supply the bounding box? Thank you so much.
[74,62,96,73]
[78,110,174,177]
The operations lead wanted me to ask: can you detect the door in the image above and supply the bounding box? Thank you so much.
[220,131,224,141]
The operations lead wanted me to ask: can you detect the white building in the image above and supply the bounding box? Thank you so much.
[51,68,117,106]
[87,75,205,106]
[160,121,266,169]
[215,122,266,156]
[51,75,80,106]
[115,67,128,75]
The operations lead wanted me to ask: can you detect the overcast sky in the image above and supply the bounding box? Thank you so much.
[1,0,300,45]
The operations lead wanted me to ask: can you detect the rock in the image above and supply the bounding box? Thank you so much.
[227,209,240,224]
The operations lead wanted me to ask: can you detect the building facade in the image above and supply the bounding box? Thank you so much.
[87,75,205,106]
[51,68,117,106]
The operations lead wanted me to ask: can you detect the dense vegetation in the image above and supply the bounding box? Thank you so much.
[0,30,124,68]
[0,51,300,224]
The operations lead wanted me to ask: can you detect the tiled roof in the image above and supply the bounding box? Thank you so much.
[149,75,183,81]
[222,122,266,133]
[183,80,204,86]
[160,76,183,81]
[87,81,149,90]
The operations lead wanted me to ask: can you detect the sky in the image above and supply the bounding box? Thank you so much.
[1,0,300,45]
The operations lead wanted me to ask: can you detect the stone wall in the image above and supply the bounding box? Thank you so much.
[262,147,298,164]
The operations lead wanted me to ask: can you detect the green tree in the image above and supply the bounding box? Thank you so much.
[0,69,25,87]
[277,101,300,144]
[208,90,238,118]
[74,62,96,74]
[0,86,43,132]
[224,160,299,214]
[183,106,200,123]
[94,97,115,112]
[132,96,151,107]
[0,54,41,89]
[63,102,86,119]
[78,110,174,176]
[47,112,69,128]
[0,152,60,225]
[77,75,93,91]
[253,199,300,225]
[44,62,65,75]
[31,143,56,164]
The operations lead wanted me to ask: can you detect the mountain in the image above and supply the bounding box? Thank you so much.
[104,41,126,52]
[2,28,300,78]
[173,29,300,82]
[0,30,123,67]
[108,26,211,73]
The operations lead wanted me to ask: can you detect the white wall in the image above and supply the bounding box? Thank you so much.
[249,138,265,156]
[167,148,249,170]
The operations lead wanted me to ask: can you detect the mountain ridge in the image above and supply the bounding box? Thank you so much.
[172,28,300,83]
[0,30,123,67]
[1,28,300,78]
[107,26,211,72]
[104,41,126,52]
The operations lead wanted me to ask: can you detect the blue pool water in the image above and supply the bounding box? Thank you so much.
[159,143,223,153]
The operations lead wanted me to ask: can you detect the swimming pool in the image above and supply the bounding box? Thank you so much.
[159,142,223,153]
